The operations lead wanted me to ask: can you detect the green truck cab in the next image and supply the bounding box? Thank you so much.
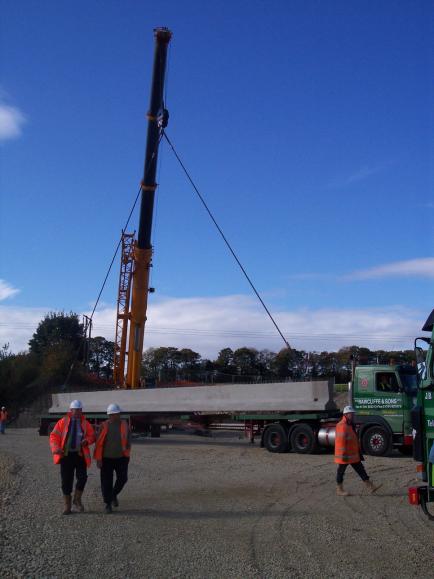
[408,309,434,519]
[352,364,417,456]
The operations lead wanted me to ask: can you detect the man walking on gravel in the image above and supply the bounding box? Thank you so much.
[0,406,8,434]
[94,403,131,514]
[335,405,382,496]
[49,400,96,515]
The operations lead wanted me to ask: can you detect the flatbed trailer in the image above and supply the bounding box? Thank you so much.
[39,380,343,453]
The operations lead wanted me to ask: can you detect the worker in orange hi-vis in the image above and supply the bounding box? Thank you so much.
[335,406,382,496]
[94,404,131,514]
[49,400,95,515]
[0,406,8,434]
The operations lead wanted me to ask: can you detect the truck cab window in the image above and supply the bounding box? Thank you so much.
[376,373,400,393]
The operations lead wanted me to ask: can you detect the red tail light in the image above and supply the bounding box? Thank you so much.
[408,486,421,505]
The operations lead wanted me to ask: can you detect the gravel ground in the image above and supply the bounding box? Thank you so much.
[1,428,434,578]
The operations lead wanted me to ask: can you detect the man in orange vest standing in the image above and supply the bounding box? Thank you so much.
[0,406,8,434]
[94,403,131,514]
[335,406,382,496]
[49,400,95,514]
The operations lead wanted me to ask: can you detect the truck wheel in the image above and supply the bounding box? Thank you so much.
[420,489,434,521]
[362,426,390,457]
[290,424,317,454]
[263,424,289,453]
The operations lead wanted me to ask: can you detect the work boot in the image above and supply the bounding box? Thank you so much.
[112,495,119,508]
[364,480,382,494]
[72,489,84,512]
[63,495,72,515]
[336,484,349,497]
[104,503,113,514]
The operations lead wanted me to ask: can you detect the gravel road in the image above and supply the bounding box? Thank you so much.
[1,428,434,578]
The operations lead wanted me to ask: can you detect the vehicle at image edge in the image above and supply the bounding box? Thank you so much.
[408,309,434,520]
[39,362,417,457]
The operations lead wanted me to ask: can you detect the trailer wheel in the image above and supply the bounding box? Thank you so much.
[263,424,289,453]
[290,424,317,454]
[420,490,434,521]
[362,426,390,457]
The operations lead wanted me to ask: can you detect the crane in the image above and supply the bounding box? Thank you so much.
[113,27,172,389]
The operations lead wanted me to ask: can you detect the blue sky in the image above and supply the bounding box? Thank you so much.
[1,0,433,356]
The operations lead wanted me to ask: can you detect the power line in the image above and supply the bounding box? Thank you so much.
[0,321,416,343]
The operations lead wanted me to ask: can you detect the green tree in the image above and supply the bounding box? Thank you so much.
[177,349,201,379]
[89,336,115,379]
[0,343,12,361]
[28,312,85,387]
[0,351,40,411]
[215,348,234,368]
[142,347,180,382]
[256,349,276,378]
[272,348,290,378]
[232,347,259,376]
[29,312,84,357]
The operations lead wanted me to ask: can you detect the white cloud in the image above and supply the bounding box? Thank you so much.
[0,305,47,352]
[0,101,26,141]
[88,296,422,356]
[343,258,434,281]
[1,296,424,357]
[0,280,20,301]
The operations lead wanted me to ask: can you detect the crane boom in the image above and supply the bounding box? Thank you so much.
[125,27,172,389]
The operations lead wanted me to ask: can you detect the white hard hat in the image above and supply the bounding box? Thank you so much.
[343,405,356,414]
[69,400,83,410]
[1,406,5,410]
[107,403,121,415]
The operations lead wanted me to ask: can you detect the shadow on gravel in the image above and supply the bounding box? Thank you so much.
[108,508,280,519]
[342,494,405,499]
[61,508,277,519]
[132,438,250,449]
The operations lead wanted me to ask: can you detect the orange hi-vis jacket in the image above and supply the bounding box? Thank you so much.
[334,416,361,464]
[49,413,95,467]
[94,419,131,461]
[0,410,8,422]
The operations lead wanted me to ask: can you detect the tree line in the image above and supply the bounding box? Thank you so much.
[141,344,414,385]
[0,312,415,412]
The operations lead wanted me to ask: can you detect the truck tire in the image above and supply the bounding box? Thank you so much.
[420,489,434,521]
[263,424,289,453]
[362,426,390,457]
[290,424,318,454]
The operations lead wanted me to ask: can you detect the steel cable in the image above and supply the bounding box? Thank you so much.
[162,130,291,350]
